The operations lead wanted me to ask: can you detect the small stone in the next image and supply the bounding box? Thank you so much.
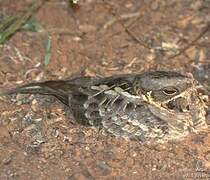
[132,152,137,157]
[95,160,112,176]
[152,165,157,171]
[150,1,159,11]
[72,37,82,42]
[125,3,133,8]
[31,99,39,112]
[204,151,210,161]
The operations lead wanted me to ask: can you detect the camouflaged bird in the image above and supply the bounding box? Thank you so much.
[1,71,209,143]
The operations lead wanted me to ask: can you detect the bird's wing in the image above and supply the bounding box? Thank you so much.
[68,75,137,125]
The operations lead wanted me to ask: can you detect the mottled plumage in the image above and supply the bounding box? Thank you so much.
[1,71,209,143]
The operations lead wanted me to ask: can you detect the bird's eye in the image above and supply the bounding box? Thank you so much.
[162,87,177,95]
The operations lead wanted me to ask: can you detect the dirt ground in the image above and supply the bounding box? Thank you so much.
[0,0,210,179]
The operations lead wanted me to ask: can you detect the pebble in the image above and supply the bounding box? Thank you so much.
[31,99,39,112]
[204,151,210,161]
[150,1,159,11]
[95,160,112,176]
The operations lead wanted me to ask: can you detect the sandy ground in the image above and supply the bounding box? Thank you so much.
[0,0,210,179]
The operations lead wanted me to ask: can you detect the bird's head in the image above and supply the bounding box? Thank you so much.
[133,71,208,133]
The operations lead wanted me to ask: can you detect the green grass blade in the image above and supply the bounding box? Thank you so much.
[44,35,52,66]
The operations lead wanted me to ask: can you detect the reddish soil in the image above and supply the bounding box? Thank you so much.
[0,0,210,179]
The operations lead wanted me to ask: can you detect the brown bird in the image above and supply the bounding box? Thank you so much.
[1,71,209,143]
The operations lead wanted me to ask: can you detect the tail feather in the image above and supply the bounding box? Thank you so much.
[0,80,72,106]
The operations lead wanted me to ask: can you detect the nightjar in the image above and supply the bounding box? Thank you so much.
[1,71,209,143]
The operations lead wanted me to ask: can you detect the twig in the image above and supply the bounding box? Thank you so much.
[103,1,152,50]
[123,24,152,50]
[103,12,140,29]
[168,23,210,60]
[35,28,82,36]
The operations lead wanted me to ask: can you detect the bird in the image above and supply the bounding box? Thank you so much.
[1,71,209,143]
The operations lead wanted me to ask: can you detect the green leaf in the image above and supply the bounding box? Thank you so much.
[44,36,52,66]
[0,1,45,44]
